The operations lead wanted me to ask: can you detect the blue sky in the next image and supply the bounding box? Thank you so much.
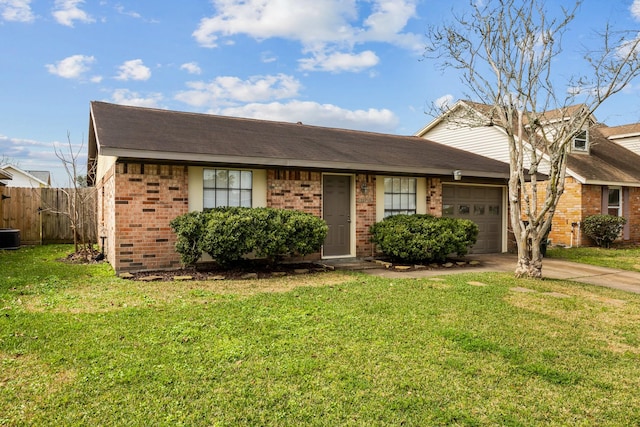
[1,0,640,185]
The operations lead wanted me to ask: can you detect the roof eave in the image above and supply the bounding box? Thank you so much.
[101,148,510,180]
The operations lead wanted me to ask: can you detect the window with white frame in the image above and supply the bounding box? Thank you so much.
[384,177,417,217]
[572,130,588,152]
[203,169,252,209]
[608,187,621,217]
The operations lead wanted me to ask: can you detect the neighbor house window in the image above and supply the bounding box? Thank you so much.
[203,169,252,209]
[572,130,588,152]
[384,177,417,217]
[608,187,621,217]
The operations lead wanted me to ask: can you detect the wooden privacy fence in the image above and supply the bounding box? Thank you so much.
[0,187,97,245]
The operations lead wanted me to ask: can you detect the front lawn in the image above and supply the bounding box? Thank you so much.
[546,245,640,272]
[2,245,640,425]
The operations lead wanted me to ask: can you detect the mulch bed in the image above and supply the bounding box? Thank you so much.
[121,260,330,282]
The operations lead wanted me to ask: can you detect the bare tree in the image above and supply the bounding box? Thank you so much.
[426,0,640,278]
[53,132,97,256]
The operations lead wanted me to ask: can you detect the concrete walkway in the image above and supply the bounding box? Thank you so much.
[329,253,640,294]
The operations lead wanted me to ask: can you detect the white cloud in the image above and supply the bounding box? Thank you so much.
[220,100,399,133]
[434,94,455,110]
[0,134,50,159]
[45,54,95,79]
[192,0,422,72]
[52,0,94,27]
[616,32,640,60]
[0,0,34,22]
[261,51,277,63]
[115,4,141,19]
[359,0,421,49]
[299,49,379,72]
[115,59,151,81]
[631,0,640,21]
[175,74,302,107]
[193,0,357,48]
[110,89,163,108]
[180,62,202,75]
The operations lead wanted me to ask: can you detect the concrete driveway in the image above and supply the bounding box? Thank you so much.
[362,253,640,294]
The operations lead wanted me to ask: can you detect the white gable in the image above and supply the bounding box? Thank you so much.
[422,119,512,164]
[0,165,50,188]
[609,134,640,157]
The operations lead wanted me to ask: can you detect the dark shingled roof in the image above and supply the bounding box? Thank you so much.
[567,125,640,184]
[88,101,510,179]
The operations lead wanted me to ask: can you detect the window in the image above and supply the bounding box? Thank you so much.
[384,177,417,217]
[203,169,252,209]
[608,187,621,217]
[572,130,588,152]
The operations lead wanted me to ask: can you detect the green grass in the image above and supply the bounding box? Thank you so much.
[2,245,640,426]
[547,246,640,272]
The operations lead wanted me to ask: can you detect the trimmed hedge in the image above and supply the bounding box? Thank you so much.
[583,214,626,248]
[370,214,479,263]
[170,207,328,266]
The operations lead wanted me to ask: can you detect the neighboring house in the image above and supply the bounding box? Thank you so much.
[600,123,640,157]
[417,100,640,247]
[0,164,51,188]
[0,168,12,185]
[87,101,512,273]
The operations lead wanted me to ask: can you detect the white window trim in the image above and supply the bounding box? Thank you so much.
[572,129,589,153]
[608,186,622,217]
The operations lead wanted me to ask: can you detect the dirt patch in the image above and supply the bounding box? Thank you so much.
[60,247,105,264]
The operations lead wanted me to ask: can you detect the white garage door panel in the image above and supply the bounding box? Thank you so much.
[442,185,503,254]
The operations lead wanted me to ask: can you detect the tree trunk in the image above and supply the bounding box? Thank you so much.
[514,234,543,278]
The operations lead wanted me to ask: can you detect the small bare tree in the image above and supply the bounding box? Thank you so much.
[426,0,640,278]
[53,132,98,257]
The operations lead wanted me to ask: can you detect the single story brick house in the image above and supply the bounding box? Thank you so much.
[88,101,512,273]
[417,100,640,247]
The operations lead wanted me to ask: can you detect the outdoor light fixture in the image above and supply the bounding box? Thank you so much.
[453,170,462,181]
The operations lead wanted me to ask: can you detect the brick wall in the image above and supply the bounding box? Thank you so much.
[267,169,323,260]
[628,187,640,243]
[355,173,376,257]
[529,178,640,247]
[579,183,603,246]
[426,177,442,216]
[109,162,189,272]
[548,177,584,246]
[96,163,116,269]
[266,169,322,216]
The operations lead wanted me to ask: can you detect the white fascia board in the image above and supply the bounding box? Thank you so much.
[607,132,640,140]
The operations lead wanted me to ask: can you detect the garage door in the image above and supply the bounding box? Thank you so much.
[442,185,503,253]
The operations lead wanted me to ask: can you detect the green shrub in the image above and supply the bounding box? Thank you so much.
[171,207,328,266]
[582,214,626,248]
[169,211,208,266]
[369,214,479,263]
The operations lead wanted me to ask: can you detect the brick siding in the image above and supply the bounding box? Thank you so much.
[267,169,323,260]
[355,174,376,257]
[529,177,640,247]
[101,162,189,272]
[101,163,454,271]
[267,169,322,216]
